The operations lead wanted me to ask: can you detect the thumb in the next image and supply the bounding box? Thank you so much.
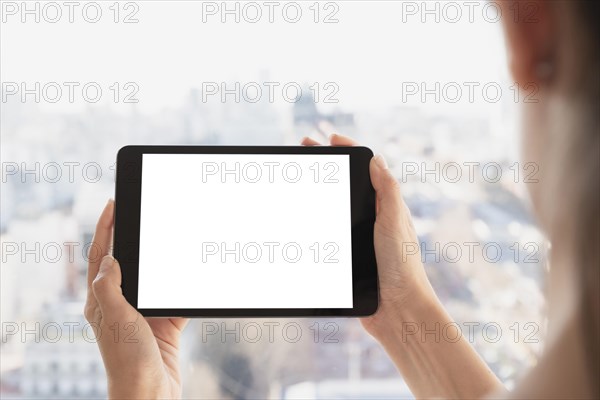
[92,255,134,319]
[370,154,404,220]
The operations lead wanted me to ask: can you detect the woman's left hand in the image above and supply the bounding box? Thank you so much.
[84,199,189,399]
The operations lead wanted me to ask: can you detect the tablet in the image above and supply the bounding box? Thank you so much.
[114,145,378,317]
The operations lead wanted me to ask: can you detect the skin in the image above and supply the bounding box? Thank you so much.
[84,200,189,399]
[85,1,595,398]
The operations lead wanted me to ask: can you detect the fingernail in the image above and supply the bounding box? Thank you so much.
[374,154,388,169]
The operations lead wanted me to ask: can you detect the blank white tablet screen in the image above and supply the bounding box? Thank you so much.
[137,154,353,309]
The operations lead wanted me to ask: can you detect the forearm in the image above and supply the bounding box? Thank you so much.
[370,289,504,399]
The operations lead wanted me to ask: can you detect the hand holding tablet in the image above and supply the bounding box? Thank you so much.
[114,145,378,317]
[87,135,447,399]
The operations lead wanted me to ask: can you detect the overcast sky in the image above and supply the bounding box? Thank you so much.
[1,1,509,115]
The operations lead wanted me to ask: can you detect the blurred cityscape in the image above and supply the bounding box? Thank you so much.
[1,81,546,399]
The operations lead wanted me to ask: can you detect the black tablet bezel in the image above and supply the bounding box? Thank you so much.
[114,145,378,317]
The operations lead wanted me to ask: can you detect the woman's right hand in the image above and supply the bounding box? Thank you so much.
[301,134,439,338]
[304,134,503,398]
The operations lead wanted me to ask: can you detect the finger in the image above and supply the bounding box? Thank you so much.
[369,155,404,220]
[92,255,136,320]
[330,133,359,146]
[301,136,321,146]
[146,318,190,347]
[146,317,190,333]
[87,199,115,291]
[169,318,190,331]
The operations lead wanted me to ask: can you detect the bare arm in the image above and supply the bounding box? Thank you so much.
[304,134,504,399]
[364,285,503,398]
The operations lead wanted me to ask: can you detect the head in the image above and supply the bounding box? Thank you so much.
[498,0,599,395]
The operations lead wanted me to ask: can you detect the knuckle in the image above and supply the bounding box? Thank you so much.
[387,174,401,190]
[92,274,109,293]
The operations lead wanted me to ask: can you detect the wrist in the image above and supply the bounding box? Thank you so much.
[364,280,443,343]
[108,377,174,400]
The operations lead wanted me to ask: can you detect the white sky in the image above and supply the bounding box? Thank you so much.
[1,1,510,114]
